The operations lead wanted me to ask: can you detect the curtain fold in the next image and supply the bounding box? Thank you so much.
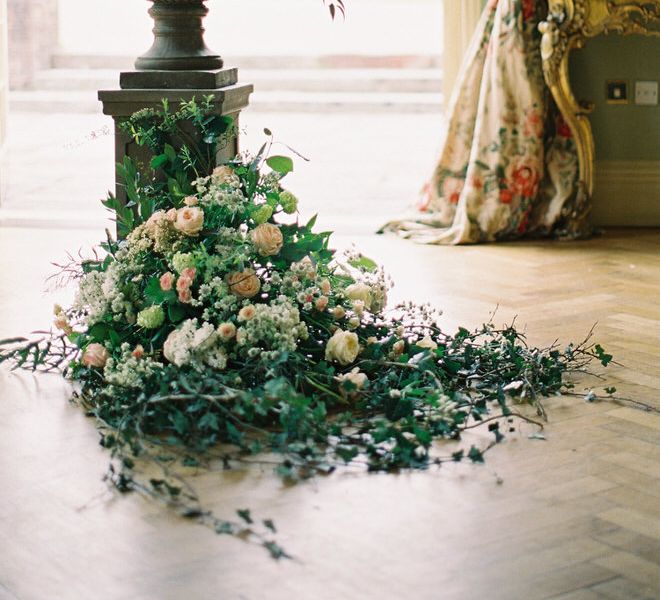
[382,0,580,244]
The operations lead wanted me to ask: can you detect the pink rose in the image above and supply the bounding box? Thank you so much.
[160,272,175,291]
[132,345,145,359]
[178,288,192,304]
[176,276,193,294]
[82,343,109,368]
[181,267,197,281]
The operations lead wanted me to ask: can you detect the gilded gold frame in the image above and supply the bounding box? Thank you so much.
[538,0,660,236]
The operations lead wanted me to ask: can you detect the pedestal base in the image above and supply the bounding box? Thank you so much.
[98,80,253,208]
[119,68,238,90]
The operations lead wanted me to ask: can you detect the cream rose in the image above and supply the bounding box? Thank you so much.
[333,306,346,320]
[174,206,204,236]
[183,195,198,206]
[325,329,360,366]
[211,165,240,187]
[416,336,438,351]
[227,269,261,299]
[81,343,109,369]
[391,340,405,356]
[336,367,368,390]
[345,283,372,310]
[251,223,283,257]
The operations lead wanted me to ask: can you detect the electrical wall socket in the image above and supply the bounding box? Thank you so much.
[635,81,658,106]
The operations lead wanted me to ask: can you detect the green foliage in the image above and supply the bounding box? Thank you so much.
[0,98,620,560]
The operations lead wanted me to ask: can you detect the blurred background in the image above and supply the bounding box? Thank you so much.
[0,0,482,236]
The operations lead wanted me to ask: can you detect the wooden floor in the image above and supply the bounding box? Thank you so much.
[0,226,659,600]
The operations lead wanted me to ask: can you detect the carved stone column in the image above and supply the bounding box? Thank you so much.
[99,0,253,207]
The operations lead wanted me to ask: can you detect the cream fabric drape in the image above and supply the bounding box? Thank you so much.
[442,0,484,106]
[382,0,580,244]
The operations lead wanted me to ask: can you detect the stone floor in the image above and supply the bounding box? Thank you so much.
[1,105,659,600]
[0,110,444,235]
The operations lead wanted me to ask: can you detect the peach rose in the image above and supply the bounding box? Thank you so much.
[132,345,145,359]
[218,322,236,340]
[238,305,256,321]
[144,210,167,234]
[315,296,329,312]
[183,195,198,206]
[227,269,261,299]
[174,207,204,236]
[325,330,360,365]
[178,288,192,304]
[82,343,109,369]
[53,314,73,336]
[320,279,331,295]
[251,223,284,257]
[160,272,175,291]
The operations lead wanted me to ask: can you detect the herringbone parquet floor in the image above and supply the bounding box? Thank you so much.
[0,226,658,600]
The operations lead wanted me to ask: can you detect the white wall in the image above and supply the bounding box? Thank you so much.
[0,0,8,204]
[57,0,443,58]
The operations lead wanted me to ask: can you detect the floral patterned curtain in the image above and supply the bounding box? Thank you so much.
[382,0,580,244]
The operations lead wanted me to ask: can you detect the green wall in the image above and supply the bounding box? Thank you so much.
[569,35,660,161]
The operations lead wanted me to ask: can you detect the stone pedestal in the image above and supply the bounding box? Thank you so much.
[98,0,253,209]
[98,72,253,206]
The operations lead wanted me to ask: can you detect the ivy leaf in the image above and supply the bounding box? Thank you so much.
[237,508,253,524]
[594,344,613,366]
[467,446,484,463]
[266,155,294,175]
[263,519,277,533]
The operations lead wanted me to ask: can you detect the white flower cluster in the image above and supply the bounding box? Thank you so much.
[194,173,246,216]
[74,263,135,326]
[163,319,228,370]
[104,344,164,388]
[235,296,308,358]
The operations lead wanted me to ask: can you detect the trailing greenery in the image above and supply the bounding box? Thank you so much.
[1,99,614,558]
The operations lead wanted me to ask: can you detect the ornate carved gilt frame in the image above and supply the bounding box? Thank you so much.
[539,0,660,235]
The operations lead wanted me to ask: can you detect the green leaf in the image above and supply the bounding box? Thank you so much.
[237,508,253,524]
[150,154,168,170]
[348,255,378,273]
[266,155,294,174]
[263,519,277,533]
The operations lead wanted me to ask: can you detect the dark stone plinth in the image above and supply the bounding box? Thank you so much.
[119,68,238,90]
[98,82,254,208]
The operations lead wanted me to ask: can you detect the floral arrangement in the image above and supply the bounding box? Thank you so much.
[0,98,613,557]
